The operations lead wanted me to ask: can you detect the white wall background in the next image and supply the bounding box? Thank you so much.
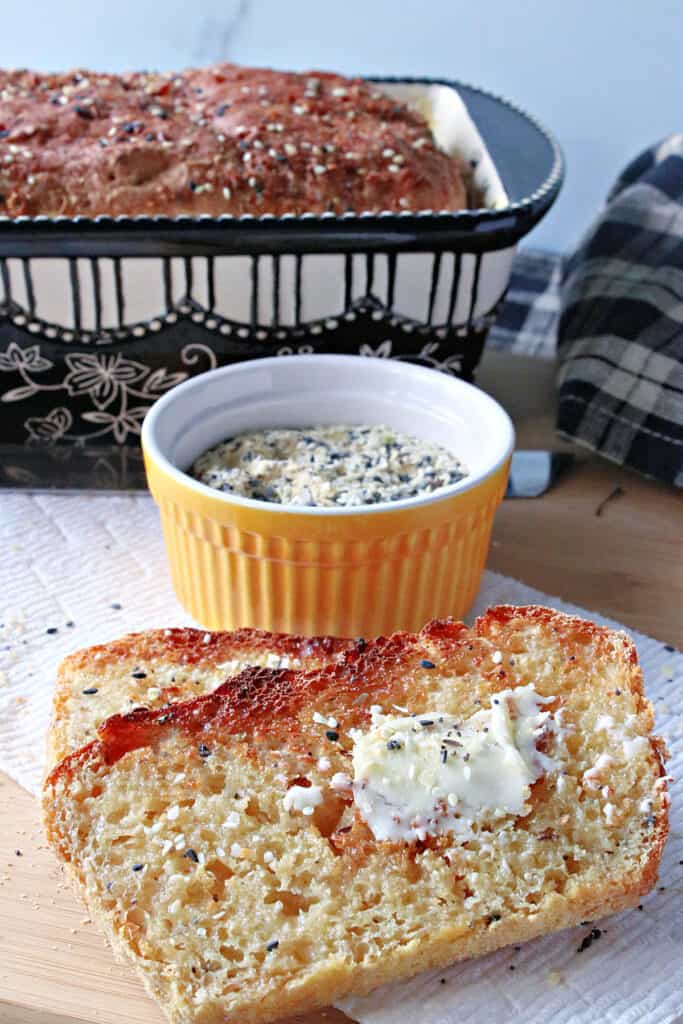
[1,0,680,252]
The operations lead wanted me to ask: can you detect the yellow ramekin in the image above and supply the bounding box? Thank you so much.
[142,356,513,636]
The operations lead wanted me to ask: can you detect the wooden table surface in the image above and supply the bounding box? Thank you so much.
[1,350,681,1024]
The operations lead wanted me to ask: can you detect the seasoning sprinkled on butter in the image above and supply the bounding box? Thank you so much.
[191,425,467,507]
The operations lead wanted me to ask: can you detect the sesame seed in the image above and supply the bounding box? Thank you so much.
[230,842,242,858]
[388,164,400,173]
[166,805,180,821]
[266,940,279,951]
[46,627,58,635]
[132,863,144,872]
[202,633,211,643]
[284,143,297,155]
[382,148,395,158]
[313,164,327,175]
[222,186,232,200]
[492,651,503,664]
[420,659,435,669]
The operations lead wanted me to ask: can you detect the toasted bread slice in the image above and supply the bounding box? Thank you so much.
[42,607,668,1024]
[47,627,356,769]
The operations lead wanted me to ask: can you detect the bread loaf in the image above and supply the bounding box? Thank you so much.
[42,606,668,1024]
[0,64,468,218]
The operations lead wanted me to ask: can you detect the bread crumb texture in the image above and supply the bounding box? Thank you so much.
[43,606,668,1024]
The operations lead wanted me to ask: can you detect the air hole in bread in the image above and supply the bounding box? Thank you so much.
[205,859,234,897]
[264,889,311,916]
[219,944,244,963]
[312,793,347,839]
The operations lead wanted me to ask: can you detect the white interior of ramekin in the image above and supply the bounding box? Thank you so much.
[142,355,515,517]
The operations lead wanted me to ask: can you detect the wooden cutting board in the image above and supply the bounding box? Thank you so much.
[1,351,681,1024]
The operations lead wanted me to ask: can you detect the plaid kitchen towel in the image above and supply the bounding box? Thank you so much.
[557,135,683,487]
[486,248,561,358]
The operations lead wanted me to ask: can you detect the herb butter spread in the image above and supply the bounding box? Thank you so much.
[191,425,467,507]
[350,685,558,842]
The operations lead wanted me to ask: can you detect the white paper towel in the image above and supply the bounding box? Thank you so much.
[0,492,681,1024]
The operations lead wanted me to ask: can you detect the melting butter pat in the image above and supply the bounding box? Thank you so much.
[350,685,558,842]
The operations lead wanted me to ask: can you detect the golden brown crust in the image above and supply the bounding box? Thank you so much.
[42,605,670,1024]
[0,64,467,218]
[47,626,357,768]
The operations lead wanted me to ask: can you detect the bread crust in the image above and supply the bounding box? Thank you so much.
[47,625,358,768]
[0,64,467,218]
[42,606,669,1024]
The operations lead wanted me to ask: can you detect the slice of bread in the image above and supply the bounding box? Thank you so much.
[42,606,669,1024]
[47,626,357,769]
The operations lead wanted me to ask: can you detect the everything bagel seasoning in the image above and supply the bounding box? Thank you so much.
[191,425,467,507]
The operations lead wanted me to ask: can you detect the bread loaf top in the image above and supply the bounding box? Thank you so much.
[0,64,468,218]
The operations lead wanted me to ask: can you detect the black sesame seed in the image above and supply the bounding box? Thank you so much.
[325,730,339,742]
[66,620,75,628]
[82,687,98,695]
[487,914,502,924]
[184,848,199,863]
[74,105,94,120]
[0,130,9,139]
[440,978,446,985]
[132,863,144,872]
[266,940,279,951]
[420,659,435,669]
[189,180,198,191]
[111,602,122,610]
[577,927,602,953]
[355,637,366,652]
[198,743,211,758]
[441,748,448,764]
[509,965,515,971]
[419,719,434,727]
[145,132,155,141]
[387,739,402,751]
[15,849,22,856]
[637,904,644,911]
[131,670,147,679]
[664,644,674,652]
[239,139,250,149]
[46,627,58,635]
[215,103,230,116]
